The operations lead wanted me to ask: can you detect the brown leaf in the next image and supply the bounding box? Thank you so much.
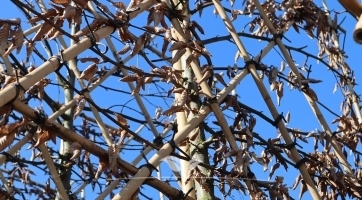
[143,26,166,34]
[0,121,22,137]
[60,5,76,20]
[162,105,184,116]
[291,174,302,190]
[73,0,89,9]
[0,131,16,152]
[0,23,10,44]
[214,73,227,87]
[117,43,131,55]
[108,143,120,178]
[34,126,56,148]
[111,2,127,11]
[171,48,186,64]
[292,23,300,33]
[268,162,280,180]
[33,18,54,42]
[131,32,150,56]
[189,127,200,141]
[185,54,195,67]
[169,41,187,52]
[51,0,71,5]
[95,156,109,179]
[120,75,138,82]
[79,63,98,81]
[28,9,58,24]
[79,57,101,64]
[190,20,204,35]
[276,81,284,106]
[197,70,211,85]
[44,18,64,40]
[305,87,318,101]
[285,111,290,124]
[73,98,86,120]
[114,113,128,127]
[3,26,24,57]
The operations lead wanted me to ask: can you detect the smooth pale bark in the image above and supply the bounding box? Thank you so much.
[111,68,248,199]
[211,0,320,198]
[12,100,195,200]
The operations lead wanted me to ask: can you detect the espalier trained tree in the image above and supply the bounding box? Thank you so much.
[0,0,360,199]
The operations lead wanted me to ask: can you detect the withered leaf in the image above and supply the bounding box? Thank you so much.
[0,131,16,152]
[51,0,71,5]
[305,87,318,101]
[162,105,184,116]
[117,43,131,55]
[3,26,24,57]
[74,98,86,120]
[0,23,10,44]
[60,5,76,20]
[268,162,280,180]
[33,18,54,42]
[73,0,89,9]
[120,75,139,82]
[114,113,128,127]
[214,73,227,87]
[79,57,101,64]
[171,48,186,64]
[190,20,204,35]
[169,41,187,52]
[189,127,200,141]
[28,9,58,24]
[79,63,98,81]
[34,126,56,148]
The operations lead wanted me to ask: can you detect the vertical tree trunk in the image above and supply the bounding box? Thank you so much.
[56,24,78,200]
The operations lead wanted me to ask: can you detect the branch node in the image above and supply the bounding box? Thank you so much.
[138,151,158,176]
[273,112,284,127]
[168,132,191,160]
[294,157,309,169]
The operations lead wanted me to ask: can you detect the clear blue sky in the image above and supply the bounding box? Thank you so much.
[1,0,361,199]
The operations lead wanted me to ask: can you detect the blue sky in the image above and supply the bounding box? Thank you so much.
[1,0,362,199]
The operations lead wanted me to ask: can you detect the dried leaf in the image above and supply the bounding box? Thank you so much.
[131,32,150,56]
[305,87,318,101]
[73,0,89,9]
[79,57,101,64]
[3,26,24,57]
[34,126,56,148]
[29,9,57,24]
[0,23,10,44]
[117,43,131,55]
[95,156,109,179]
[285,111,290,124]
[60,5,76,20]
[171,48,186,64]
[51,0,71,5]
[214,73,227,87]
[79,64,98,81]
[108,143,120,178]
[114,113,128,127]
[33,18,54,42]
[73,98,86,120]
[333,83,338,94]
[268,162,280,180]
[162,105,183,116]
[276,81,284,106]
[169,41,187,52]
[189,127,200,141]
[154,107,162,120]
[190,20,204,35]
[0,131,15,152]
